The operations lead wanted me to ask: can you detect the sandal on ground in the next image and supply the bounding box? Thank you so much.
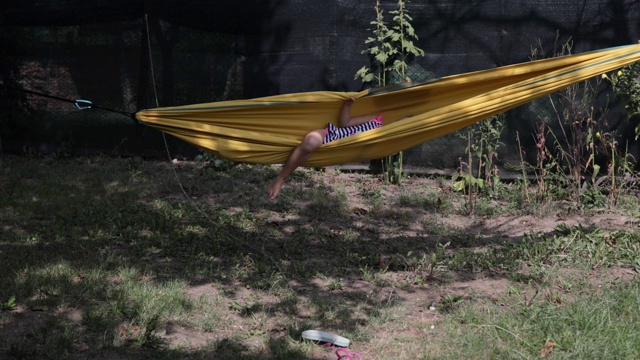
[301,330,350,347]
[335,348,363,360]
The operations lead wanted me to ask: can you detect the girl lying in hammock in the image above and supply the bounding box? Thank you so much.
[267,98,383,199]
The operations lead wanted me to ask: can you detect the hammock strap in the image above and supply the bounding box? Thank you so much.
[0,82,137,120]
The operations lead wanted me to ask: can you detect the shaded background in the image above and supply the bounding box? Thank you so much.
[1,0,639,169]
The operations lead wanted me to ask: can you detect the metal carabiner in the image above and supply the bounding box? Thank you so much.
[75,99,93,110]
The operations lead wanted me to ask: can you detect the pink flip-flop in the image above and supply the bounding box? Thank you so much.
[336,348,363,360]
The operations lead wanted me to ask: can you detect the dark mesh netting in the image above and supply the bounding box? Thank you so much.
[0,20,242,156]
[1,0,640,169]
[1,23,143,154]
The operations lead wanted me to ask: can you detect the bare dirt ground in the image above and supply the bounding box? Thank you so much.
[166,169,639,358]
[2,162,639,359]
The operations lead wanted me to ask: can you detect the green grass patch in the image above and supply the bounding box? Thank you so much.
[440,282,640,359]
[1,155,639,359]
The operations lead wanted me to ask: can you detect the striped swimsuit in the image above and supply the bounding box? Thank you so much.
[322,114,383,144]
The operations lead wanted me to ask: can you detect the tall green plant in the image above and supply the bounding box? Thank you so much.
[605,62,640,139]
[389,0,425,81]
[355,0,394,88]
[532,37,614,207]
[452,114,506,214]
[355,0,424,184]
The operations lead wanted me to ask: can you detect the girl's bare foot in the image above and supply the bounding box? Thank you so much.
[267,178,284,199]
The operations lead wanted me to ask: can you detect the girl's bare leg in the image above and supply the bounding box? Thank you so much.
[268,98,381,199]
[267,129,325,199]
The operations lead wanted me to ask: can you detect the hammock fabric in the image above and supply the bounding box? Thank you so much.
[136,44,640,167]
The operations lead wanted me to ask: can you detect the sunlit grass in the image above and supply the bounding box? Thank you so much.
[0,155,639,359]
[436,282,640,359]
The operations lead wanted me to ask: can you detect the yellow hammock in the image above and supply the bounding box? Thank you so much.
[136,44,640,167]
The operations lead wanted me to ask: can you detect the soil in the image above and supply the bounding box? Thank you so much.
[2,165,639,359]
[177,170,639,358]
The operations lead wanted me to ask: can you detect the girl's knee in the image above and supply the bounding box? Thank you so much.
[300,131,323,152]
